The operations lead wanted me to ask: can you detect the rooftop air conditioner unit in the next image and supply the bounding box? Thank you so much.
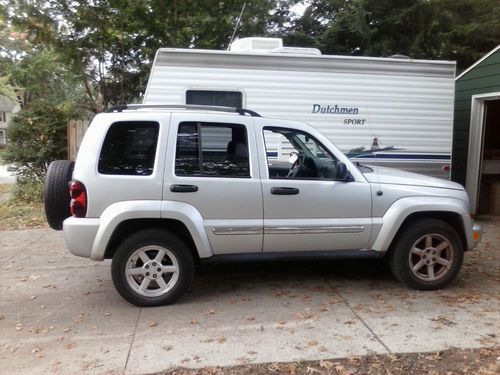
[230,37,283,52]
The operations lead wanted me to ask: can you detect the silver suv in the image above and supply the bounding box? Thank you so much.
[44,105,482,306]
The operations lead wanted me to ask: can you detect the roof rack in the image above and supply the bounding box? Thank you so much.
[105,104,261,117]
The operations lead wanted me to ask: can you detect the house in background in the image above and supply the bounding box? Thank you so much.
[452,45,500,214]
[0,95,20,147]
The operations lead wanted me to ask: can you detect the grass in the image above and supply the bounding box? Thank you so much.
[0,183,47,231]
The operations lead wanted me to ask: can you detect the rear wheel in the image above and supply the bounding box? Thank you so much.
[44,160,74,230]
[111,229,194,306]
[389,219,463,290]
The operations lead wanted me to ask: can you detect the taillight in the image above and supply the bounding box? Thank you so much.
[69,181,87,217]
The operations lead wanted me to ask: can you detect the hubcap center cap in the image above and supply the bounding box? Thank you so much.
[423,247,437,265]
[143,261,162,280]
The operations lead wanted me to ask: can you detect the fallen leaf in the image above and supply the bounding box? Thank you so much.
[216,336,226,344]
[319,360,334,369]
[148,321,158,327]
[205,309,215,315]
[287,363,297,375]
[307,340,318,347]
[306,366,321,374]
[65,343,77,350]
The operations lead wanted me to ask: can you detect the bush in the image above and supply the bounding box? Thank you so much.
[11,179,45,204]
[4,101,77,181]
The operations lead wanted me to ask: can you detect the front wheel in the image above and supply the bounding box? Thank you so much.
[111,229,194,306]
[389,219,463,290]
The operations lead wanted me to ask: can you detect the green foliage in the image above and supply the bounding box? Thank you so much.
[4,101,75,181]
[10,179,44,204]
[0,75,18,102]
[282,0,500,71]
[8,0,281,110]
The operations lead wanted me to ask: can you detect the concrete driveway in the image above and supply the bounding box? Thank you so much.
[0,218,499,374]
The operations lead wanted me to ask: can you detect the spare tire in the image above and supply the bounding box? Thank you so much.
[44,160,75,230]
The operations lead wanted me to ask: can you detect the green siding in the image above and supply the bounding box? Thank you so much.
[452,48,500,185]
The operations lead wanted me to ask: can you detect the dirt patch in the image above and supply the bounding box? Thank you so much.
[159,347,499,375]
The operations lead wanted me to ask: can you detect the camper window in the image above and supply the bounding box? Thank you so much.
[175,122,250,178]
[186,90,243,108]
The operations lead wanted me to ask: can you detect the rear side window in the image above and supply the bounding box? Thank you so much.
[175,122,250,177]
[98,121,159,175]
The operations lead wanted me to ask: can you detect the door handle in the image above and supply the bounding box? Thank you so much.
[170,184,198,193]
[271,187,300,195]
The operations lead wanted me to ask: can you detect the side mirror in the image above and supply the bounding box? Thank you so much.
[336,162,352,182]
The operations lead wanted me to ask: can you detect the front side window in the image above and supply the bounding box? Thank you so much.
[263,127,339,180]
[186,90,243,108]
[98,121,159,175]
[175,122,250,177]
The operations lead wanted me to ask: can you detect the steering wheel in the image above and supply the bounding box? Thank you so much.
[287,152,305,178]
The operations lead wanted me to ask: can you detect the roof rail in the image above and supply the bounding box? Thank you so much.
[105,104,261,117]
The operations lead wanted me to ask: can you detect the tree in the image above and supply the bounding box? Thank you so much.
[283,0,500,71]
[6,0,283,110]
[5,102,72,181]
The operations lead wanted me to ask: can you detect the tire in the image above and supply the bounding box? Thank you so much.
[111,229,194,307]
[44,160,75,230]
[389,218,464,291]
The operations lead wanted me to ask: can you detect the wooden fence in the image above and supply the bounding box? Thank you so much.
[67,119,89,160]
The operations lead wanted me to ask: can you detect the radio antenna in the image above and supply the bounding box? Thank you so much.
[228,2,247,50]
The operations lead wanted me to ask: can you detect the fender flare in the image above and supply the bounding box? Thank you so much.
[90,200,212,260]
[371,196,472,252]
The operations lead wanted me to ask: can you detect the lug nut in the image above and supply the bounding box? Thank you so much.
[146,272,150,276]
[157,268,161,272]
[152,262,156,266]
[153,274,157,278]
[145,265,149,269]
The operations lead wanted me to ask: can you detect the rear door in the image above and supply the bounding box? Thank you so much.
[163,113,263,254]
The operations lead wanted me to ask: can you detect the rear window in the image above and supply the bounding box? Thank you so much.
[98,121,159,175]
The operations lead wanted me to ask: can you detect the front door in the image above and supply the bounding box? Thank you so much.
[163,113,263,254]
[255,118,372,252]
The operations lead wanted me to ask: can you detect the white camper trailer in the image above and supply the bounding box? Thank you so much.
[144,37,456,178]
